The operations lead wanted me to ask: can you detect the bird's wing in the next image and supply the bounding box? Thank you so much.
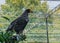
[16,17,28,24]
[7,20,17,31]
[7,17,21,30]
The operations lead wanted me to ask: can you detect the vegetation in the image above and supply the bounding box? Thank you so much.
[0,0,60,43]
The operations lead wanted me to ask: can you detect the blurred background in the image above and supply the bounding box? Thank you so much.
[0,0,60,43]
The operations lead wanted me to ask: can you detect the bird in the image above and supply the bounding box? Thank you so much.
[6,9,33,35]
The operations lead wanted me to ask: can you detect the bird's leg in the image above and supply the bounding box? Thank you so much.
[22,31,27,41]
[16,31,26,41]
[22,31,26,35]
[18,31,24,35]
[16,34,20,41]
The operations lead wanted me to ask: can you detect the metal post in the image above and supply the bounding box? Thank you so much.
[46,17,49,43]
[45,4,60,43]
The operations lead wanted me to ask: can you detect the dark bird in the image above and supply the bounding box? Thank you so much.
[6,9,33,35]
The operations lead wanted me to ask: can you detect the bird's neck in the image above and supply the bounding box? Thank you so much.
[21,11,29,17]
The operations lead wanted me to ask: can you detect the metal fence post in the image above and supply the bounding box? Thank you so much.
[46,17,49,43]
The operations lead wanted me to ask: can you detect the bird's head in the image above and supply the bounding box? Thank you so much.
[25,9,33,13]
